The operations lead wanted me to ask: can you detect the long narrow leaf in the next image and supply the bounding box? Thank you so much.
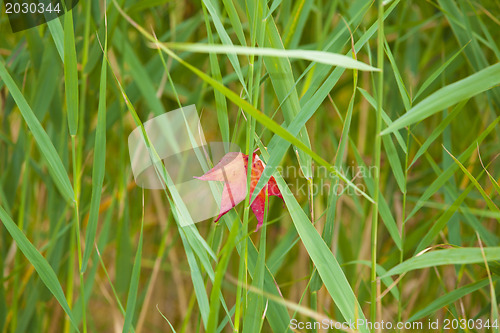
[0,206,80,332]
[381,62,500,135]
[0,58,74,202]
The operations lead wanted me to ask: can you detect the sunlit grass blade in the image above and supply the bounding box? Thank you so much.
[165,43,380,71]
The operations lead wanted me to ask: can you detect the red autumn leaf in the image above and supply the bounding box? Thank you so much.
[194,152,283,231]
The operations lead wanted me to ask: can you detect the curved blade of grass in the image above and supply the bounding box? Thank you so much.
[82,31,107,273]
[162,49,373,202]
[157,305,177,333]
[273,175,369,333]
[384,247,500,277]
[166,43,380,71]
[405,114,500,222]
[414,179,478,254]
[358,87,407,153]
[343,260,399,300]
[408,277,498,322]
[0,58,74,202]
[443,146,500,214]
[381,62,500,135]
[413,43,469,101]
[64,8,79,136]
[0,205,80,332]
[178,227,210,328]
[409,99,467,169]
[384,38,410,110]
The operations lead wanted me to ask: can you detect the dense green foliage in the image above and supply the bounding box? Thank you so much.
[1,0,500,332]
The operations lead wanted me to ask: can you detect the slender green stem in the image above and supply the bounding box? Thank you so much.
[71,136,87,333]
[398,128,411,327]
[371,0,384,327]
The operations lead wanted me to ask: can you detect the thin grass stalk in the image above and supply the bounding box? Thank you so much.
[71,136,87,333]
[371,0,384,327]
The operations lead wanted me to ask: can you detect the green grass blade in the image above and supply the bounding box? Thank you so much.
[274,175,369,333]
[0,58,74,202]
[201,0,249,96]
[443,146,500,214]
[413,43,469,101]
[381,62,500,135]
[408,278,497,322]
[409,99,466,168]
[384,38,411,110]
[64,8,79,136]
[82,33,107,273]
[405,114,500,222]
[0,205,80,332]
[166,43,380,71]
[47,16,64,61]
[384,247,500,277]
[220,0,246,46]
[206,215,239,333]
[414,180,476,254]
[358,87,407,153]
[202,5,230,146]
[122,204,144,333]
